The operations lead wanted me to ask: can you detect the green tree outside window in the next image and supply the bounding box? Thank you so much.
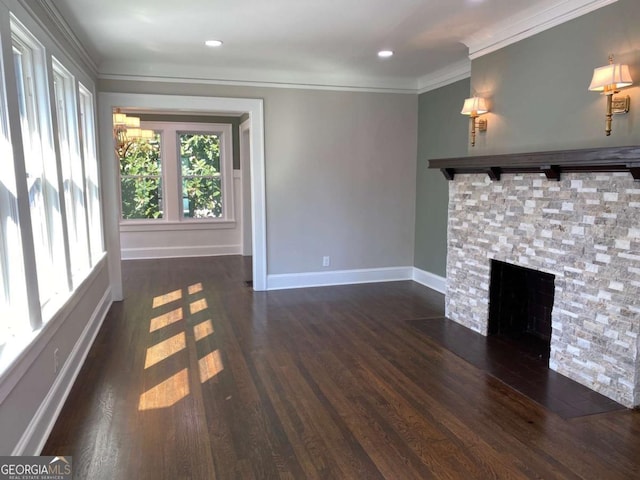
[120,135,162,219]
[180,133,222,218]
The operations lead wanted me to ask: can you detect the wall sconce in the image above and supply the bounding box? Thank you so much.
[461,96,488,147]
[588,55,633,136]
[113,109,154,158]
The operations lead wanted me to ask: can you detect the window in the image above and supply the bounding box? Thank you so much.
[180,133,222,218]
[52,58,90,282]
[120,132,163,219]
[0,11,105,374]
[119,121,233,223]
[0,39,28,347]
[12,20,67,311]
[78,84,104,263]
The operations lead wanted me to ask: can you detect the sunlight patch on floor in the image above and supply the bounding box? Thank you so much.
[149,307,184,333]
[198,349,224,383]
[144,332,186,369]
[190,298,208,315]
[152,289,183,308]
[140,282,221,410]
[194,319,214,341]
[138,368,190,411]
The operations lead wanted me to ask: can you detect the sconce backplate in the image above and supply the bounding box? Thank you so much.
[612,95,630,114]
[477,118,488,131]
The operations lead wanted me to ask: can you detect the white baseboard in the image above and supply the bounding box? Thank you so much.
[121,244,241,260]
[12,288,113,456]
[267,266,448,292]
[412,267,447,294]
[267,266,414,290]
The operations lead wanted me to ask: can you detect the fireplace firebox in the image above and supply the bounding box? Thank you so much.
[488,260,555,360]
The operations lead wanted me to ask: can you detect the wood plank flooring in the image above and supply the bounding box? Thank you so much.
[409,318,625,419]
[42,256,640,479]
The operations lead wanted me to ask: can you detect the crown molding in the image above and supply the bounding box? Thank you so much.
[463,0,618,60]
[98,62,419,95]
[417,59,471,94]
[19,0,98,76]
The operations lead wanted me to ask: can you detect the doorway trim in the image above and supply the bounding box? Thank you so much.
[239,118,252,257]
[98,93,267,297]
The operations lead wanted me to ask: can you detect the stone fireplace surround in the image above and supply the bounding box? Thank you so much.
[430,147,640,407]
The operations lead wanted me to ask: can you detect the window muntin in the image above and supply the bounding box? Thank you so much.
[78,84,104,263]
[53,58,90,282]
[12,23,67,309]
[120,132,163,220]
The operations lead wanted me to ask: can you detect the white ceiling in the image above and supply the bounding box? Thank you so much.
[51,0,612,92]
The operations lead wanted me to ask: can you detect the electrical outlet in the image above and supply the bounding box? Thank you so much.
[54,348,60,374]
[322,256,330,267]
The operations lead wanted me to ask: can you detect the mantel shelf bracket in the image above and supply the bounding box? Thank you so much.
[541,165,561,181]
[487,167,501,181]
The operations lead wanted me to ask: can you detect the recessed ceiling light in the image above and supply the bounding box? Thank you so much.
[205,40,223,48]
[378,50,394,58]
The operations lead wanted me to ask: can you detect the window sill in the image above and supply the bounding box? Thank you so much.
[119,219,237,232]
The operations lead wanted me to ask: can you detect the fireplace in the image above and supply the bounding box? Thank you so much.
[488,260,555,361]
[438,162,640,408]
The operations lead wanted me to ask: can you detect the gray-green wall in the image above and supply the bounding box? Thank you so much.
[471,0,640,154]
[414,0,640,278]
[414,78,470,277]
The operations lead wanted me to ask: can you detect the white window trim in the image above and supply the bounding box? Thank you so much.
[118,120,235,227]
[0,30,28,341]
[52,56,91,286]
[78,83,104,264]
[11,16,68,318]
[0,3,108,389]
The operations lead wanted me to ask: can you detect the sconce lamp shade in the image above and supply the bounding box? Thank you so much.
[589,63,632,93]
[461,96,488,116]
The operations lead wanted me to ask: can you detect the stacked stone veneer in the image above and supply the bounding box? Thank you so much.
[446,172,640,407]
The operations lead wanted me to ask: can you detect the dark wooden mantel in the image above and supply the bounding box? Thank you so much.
[429,145,640,181]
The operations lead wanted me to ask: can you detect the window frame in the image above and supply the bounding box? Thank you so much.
[118,128,165,221]
[0,5,108,385]
[178,129,229,221]
[52,56,90,284]
[11,18,67,315]
[78,83,104,264]
[0,28,29,346]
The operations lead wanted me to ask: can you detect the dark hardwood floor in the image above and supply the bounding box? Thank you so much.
[409,318,625,419]
[43,256,640,479]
